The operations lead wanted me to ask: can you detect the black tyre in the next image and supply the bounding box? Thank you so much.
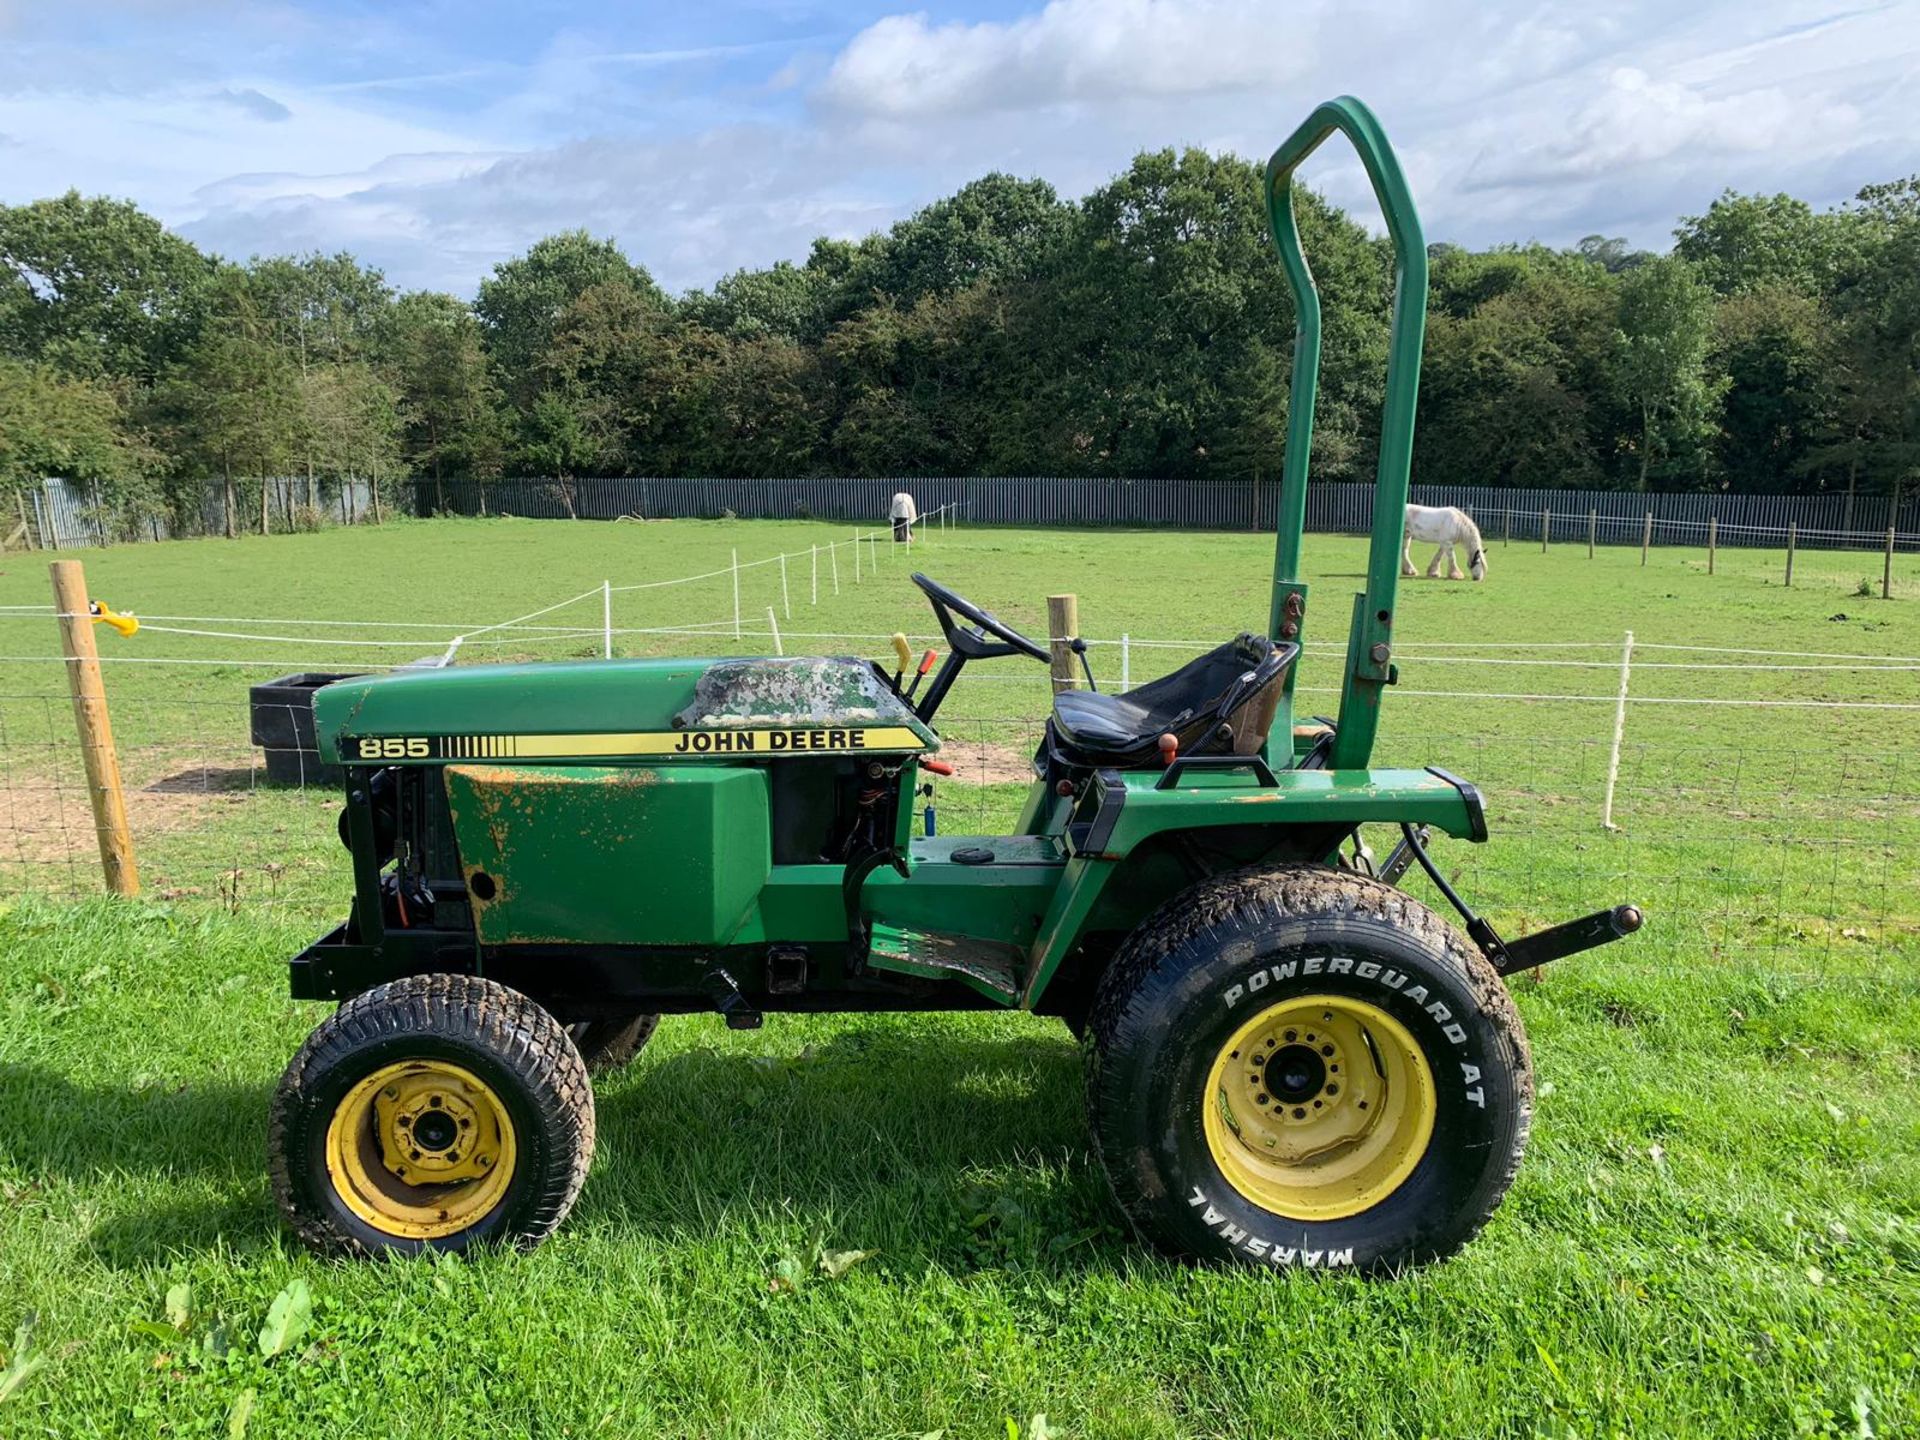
[270,973,595,1257]
[1085,865,1531,1273]
[567,1013,660,1074]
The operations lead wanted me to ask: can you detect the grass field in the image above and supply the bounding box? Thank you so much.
[1,516,1917,1436]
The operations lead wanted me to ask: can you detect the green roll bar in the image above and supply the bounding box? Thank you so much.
[1263,96,1428,771]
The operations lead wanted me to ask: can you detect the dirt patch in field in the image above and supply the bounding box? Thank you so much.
[0,764,266,867]
[935,738,1036,785]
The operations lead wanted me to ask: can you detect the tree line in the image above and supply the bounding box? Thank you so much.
[2,148,1916,541]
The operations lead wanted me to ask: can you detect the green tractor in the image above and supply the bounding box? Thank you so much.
[269,98,1640,1272]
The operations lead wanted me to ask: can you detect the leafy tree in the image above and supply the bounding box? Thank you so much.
[249,253,395,507]
[383,291,509,509]
[1571,235,1652,274]
[249,252,393,366]
[1819,179,1920,508]
[0,359,163,535]
[475,232,665,398]
[700,336,823,477]
[153,268,303,536]
[681,262,831,343]
[1419,253,1615,488]
[519,391,600,517]
[0,192,214,381]
[1610,258,1725,489]
[1710,286,1829,492]
[1674,192,1860,296]
[305,362,406,522]
[534,281,684,473]
[869,174,1071,304]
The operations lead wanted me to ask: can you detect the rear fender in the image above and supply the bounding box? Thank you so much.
[1021,765,1484,1008]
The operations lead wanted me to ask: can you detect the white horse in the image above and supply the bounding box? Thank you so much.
[889,491,917,542]
[1403,504,1487,581]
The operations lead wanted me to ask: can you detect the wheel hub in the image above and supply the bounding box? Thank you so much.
[1264,1044,1326,1104]
[375,1075,496,1182]
[325,1059,516,1240]
[1202,994,1436,1221]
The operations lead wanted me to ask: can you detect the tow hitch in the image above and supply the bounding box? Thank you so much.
[1396,823,1643,977]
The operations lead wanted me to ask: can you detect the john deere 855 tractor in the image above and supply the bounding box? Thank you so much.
[269,98,1640,1272]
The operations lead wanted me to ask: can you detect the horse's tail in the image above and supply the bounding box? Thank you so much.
[1457,509,1487,577]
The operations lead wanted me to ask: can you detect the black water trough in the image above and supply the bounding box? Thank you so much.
[249,672,363,787]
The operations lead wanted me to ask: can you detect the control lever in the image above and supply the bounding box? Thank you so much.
[904,648,938,702]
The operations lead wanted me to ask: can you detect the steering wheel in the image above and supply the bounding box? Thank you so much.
[911,573,1049,663]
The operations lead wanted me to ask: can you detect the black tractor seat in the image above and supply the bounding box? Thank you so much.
[1041,633,1298,774]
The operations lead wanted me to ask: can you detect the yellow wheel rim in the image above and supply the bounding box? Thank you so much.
[324,1059,516,1241]
[1202,993,1435,1221]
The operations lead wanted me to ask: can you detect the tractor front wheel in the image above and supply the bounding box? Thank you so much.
[269,973,595,1257]
[1084,866,1530,1273]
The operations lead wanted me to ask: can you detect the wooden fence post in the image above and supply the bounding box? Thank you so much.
[1588,509,1597,559]
[1708,517,1717,575]
[1047,594,1080,694]
[1641,512,1652,567]
[1541,508,1550,553]
[1885,526,1897,600]
[1785,522,1797,588]
[49,560,138,896]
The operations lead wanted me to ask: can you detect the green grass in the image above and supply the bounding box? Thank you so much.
[1,516,1918,1436]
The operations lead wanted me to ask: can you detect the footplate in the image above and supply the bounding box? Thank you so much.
[866,923,1021,1004]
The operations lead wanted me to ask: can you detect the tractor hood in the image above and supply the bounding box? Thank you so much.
[313,656,938,766]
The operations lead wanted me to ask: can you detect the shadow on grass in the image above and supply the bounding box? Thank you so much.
[0,1062,279,1262]
[2,1024,1133,1274]
[581,1023,1135,1273]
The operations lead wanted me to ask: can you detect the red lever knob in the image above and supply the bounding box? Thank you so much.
[918,649,938,676]
[1158,733,1179,768]
[921,758,955,776]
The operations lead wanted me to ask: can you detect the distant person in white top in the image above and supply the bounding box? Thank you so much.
[890,491,918,542]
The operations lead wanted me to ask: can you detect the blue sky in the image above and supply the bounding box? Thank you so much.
[2,0,1916,296]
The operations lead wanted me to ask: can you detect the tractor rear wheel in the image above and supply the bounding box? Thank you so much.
[269,973,595,1257]
[1084,865,1530,1273]
[567,1013,660,1074]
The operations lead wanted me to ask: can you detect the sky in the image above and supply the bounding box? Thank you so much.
[1,0,1916,297]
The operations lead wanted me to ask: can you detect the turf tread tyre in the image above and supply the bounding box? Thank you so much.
[270,973,595,1257]
[1085,864,1531,1273]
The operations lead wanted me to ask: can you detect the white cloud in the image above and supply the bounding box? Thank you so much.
[817,0,1314,118]
[3,0,1917,294]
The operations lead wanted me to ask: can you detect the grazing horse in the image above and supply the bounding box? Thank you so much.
[1402,504,1487,581]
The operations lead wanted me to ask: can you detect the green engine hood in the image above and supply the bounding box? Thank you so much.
[314,656,938,765]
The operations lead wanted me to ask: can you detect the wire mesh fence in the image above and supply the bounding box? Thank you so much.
[1,507,1915,993]
[3,684,1914,994]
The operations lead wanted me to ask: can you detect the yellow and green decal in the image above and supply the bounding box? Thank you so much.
[348,726,927,762]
